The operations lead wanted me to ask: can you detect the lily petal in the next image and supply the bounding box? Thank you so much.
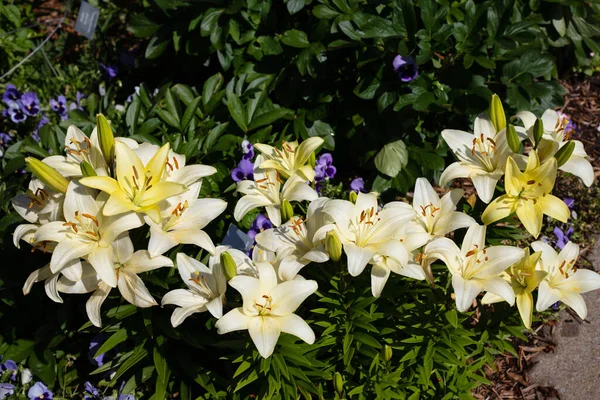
[279,313,315,344]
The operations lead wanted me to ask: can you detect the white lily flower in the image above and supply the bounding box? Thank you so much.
[369,225,432,297]
[161,250,229,327]
[322,192,414,277]
[215,261,317,358]
[254,137,324,181]
[515,109,594,186]
[33,181,143,288]
[440,114,514,203]
[85,234,173,327]
[532,240,600,319]
[425,224,523,312]
[255,198,331,281]
[234,155,318,226]
[22,259,86,303]
[145,182,227,257]
[410,178,476,240]
[12,178,63,224]
[43,125,138,177]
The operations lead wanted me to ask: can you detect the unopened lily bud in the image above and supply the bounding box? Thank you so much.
[554,141,575,167]
[220,252,238,281]
[489,94,506,132]
[281,199,294,222]
[325,231,342,262]
[349,191,358,204]
[333,372,344,397]
[25,157,68,193]
[80,161,97,177]
[96,113,115,167]
[506,124,520,154]
[308,151,316,168]
[381,344,393,362]
[533,118,544,149]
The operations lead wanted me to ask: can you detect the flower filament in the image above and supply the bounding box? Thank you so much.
[471,134,497,172]
[254,294,274,316]
[66,137,93,164]
[63,211,101,241]
[27,188,49,209]
[189,271,217,299]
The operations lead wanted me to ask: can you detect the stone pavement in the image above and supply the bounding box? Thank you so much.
[528,239,600,399]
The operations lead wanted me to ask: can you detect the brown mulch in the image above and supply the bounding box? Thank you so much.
[472,322,561,400]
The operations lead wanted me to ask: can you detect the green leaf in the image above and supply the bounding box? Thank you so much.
[111,343,148,384]
[313,5,338,19]
[128,14,160,37]
[201,9,224,37]
[445,310,459,328]
[165,89,181,123]
[146,30,171,59]
[226,90,248,132]
[202,73,224,106]
[286,0,305,14]
[181,96,202,130]
[126,98,141,135]
[95,328,129,357]
[29,348,56,386]
[1,5,21,27]
[374,139,408,178]
[137,118,162,137]
[155,109,180,128]
[248,108,291,131]
[280,29,310,48]
[354,332,382,349]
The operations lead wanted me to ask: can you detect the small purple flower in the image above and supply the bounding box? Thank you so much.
[314,153,336,181]
[0,383,14,399]
[83,381,101,400]
[2,84,21,105]
[247,214,273,240]
[551,301,561,310]
[0,359,17,381]
[563,198,575,209]
[126,86,141,103]
[28,382,53,400]
[89,334,108,367]
[350,177,366,193]
[392,55,418,82]
[69,91,86,111]
[242,139,254,160]
[7,102,26,123]
[554,226,573,250]
[117,381,134,400]
[231,158,254,182]
[50,95,68,120]
[100,63,119,80]
[564,121,578,139]
[0,132,13,146]
[20,92,41,116]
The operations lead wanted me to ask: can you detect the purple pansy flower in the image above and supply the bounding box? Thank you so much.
[100,63,119,81]
[231,158,254,182]
[2,84,21,105]
[20,92,41,116]
[554,226,573,250]
[50,95,68,120]
[83,382,101,400]
[0,359,17,381]
[7,102,26,123]
[314,153,336,181]
[350,177,366,193]
[564,121,578,139]
[0,132,13,146]
[0,383,14,399]
[247,214,273,240]
[28,382,53,400]
[69,91,86,111]
[563,198,575,209]
[392,55,418,82]
[242,139,254,160]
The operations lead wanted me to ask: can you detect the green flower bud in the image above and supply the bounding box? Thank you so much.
[96,113,115,167]
[80,161,97,177]
[489,94,506,132]
[25,157,69,193]
[333,372,344,397]
[554,140,575,167]
[349,191,358,204]
[381,344,393,362]
[220,251,238,281]
[325,231,342,262]
[506,124,521,154]
[308,151,316,168]
[533,118,544,149]
[281,199,294,222]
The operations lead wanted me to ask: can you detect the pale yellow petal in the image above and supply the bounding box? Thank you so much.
[481,195,516,225]
[115,141,145,197]
[80,176,121,195]
[145,142,170,181]
[515,200,542,238]
[139,182,188,208]
[538,194,569,223]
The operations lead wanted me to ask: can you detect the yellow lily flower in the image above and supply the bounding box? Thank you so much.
[482,248,546,329]
[80,141,187,223]
[254,137,324,181]
[481,150,569,238]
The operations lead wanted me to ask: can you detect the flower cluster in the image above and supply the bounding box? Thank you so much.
[231,139,255,183]
[13,115,224,328]
[2,84,41,124]
[314,153,336,192]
